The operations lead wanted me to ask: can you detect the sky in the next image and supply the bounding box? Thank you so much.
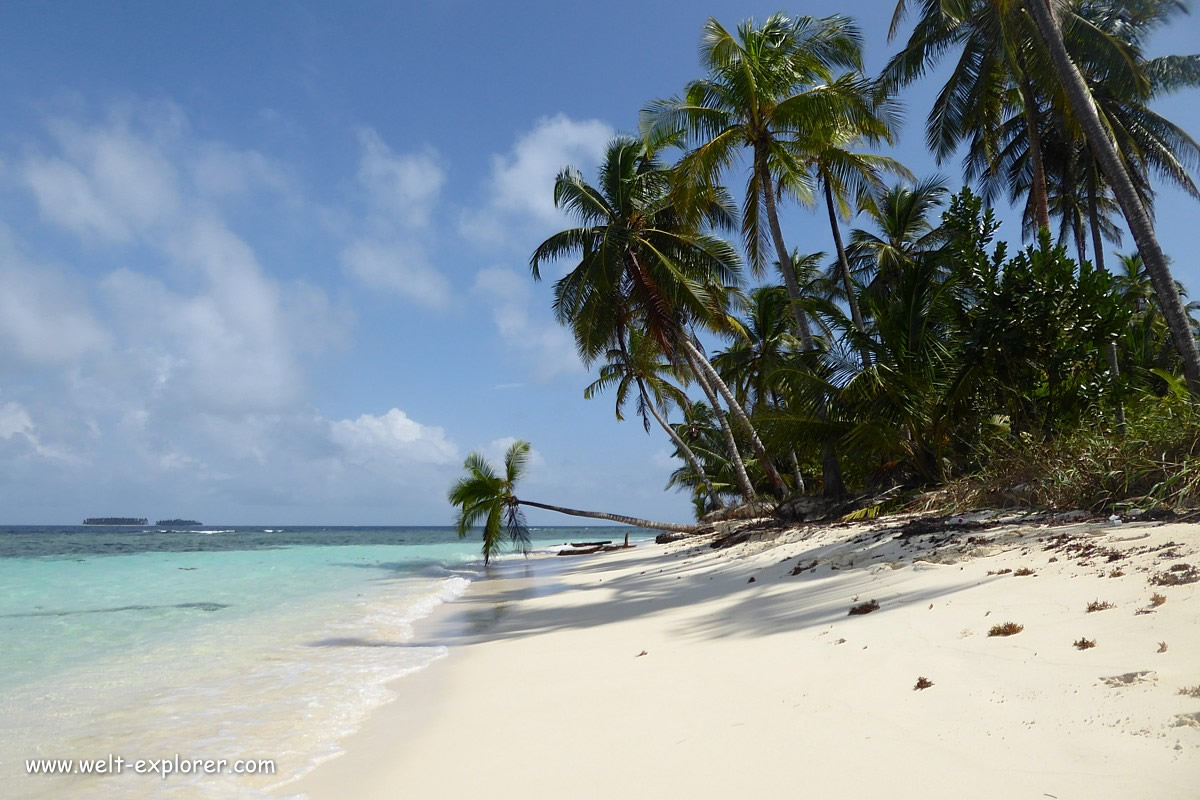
[0,1,1197,525]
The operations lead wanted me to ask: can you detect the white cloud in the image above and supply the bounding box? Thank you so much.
[0,226,110,365]
[473,266,582,380]
[189,142,293,199]
[330,408,458,466]
[339,239,450,308]
[0,401,77,461]
[23,112,181,242]
[356,128,444,229]
[459,114,612,250]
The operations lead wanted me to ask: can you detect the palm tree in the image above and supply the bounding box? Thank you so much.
[529,136,786,501]
[846,177,949,299]
[1025,0,1200,395]
[586,325,724,509]
[643,14,872,496]
[449,441,698,562]
[642,13,869,348]
[797,115,912,367]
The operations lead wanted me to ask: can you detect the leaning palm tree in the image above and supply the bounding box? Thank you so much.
[1024,0,1200,395]
[643,14,882,497]
[530,135,787,501]
[586,325,724,510]
[449,440,698,562]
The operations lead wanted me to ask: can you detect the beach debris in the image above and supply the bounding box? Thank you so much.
[1073,637,1096,650]
[635,650,648,657]
[747,576,756,583]
[848,600,880,616]
[1149,563,1199,586]
[1172,713,1200,728]
[1086,599,1115,613]
[988,622,1024,637]
[987,568,1012,575]
[1158,642,1169,653]
[1014,567,1035,576]
[1151,593,1167,607]
[1108,568,1125,578]
[913,677,934,691]
[790,559,818,576]
[1179,685,1200,698]
[1101,670,1156,688]
[1108,514,1123,526]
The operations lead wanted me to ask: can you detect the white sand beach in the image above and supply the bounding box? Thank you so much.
[284,515,1200,799]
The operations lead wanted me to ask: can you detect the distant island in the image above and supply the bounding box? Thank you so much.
[156,519,201,527]
[82,517,148,526]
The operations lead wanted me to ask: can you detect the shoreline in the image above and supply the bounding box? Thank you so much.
[283,517,1199,799]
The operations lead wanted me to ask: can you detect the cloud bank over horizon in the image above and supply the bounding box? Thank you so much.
[0,99,620,523]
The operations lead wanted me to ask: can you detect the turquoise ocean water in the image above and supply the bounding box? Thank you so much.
[0,524,651,798]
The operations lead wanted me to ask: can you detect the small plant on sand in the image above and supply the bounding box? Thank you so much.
[1086,600,1115,613]
[987,568,1013,576]
[1158,641,1169,653]
[1151,593,1167,607]
[1108,568,1125,578]
[848,600,880,616]
[1014,567,1035,576]
[913,677,934,690]
[1179,685,1200,698]
[1073,637,1096,650]
[988,622,1024,637]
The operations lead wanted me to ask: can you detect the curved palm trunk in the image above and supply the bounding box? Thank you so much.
[1028,0,1200,396]
[517,499,699,536]
[824,178,873,368]
[635,377,724,510]
[757,147,845,496]
[682,338,786,501]
[1088,167,1126,433]
[682,347,757,503]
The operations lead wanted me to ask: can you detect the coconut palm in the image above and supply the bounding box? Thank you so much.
[846,177,949,299]
[529,135,787,501]
[586,325,724,509]
[1025,0,1200,395]
[642,13,871,348]
[449,440,698,562]
[796,106,912,368]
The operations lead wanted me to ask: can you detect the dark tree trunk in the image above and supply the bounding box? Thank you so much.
[824,177,873,368]
[1017,72,1052,232]
[1027,0,1200,396]
[1088,166,1126,433]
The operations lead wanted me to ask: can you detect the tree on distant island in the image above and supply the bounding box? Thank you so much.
[448,440,697,563]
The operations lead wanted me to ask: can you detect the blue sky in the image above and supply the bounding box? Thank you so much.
[0,1,1197,525]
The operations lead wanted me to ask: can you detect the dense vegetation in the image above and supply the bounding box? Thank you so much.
[451,1,1200,559]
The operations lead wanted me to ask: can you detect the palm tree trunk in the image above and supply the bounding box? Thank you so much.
[1088,166,1126,433]
[682,338,787,501]
[756,146,816,349]
[517,499,699,534]
[824,178,873,368]
[635,377,724,510]
[682,347,757,503]
[1017,72,1052,232]
[756,145,845,497]
[1028,0,1200,396]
